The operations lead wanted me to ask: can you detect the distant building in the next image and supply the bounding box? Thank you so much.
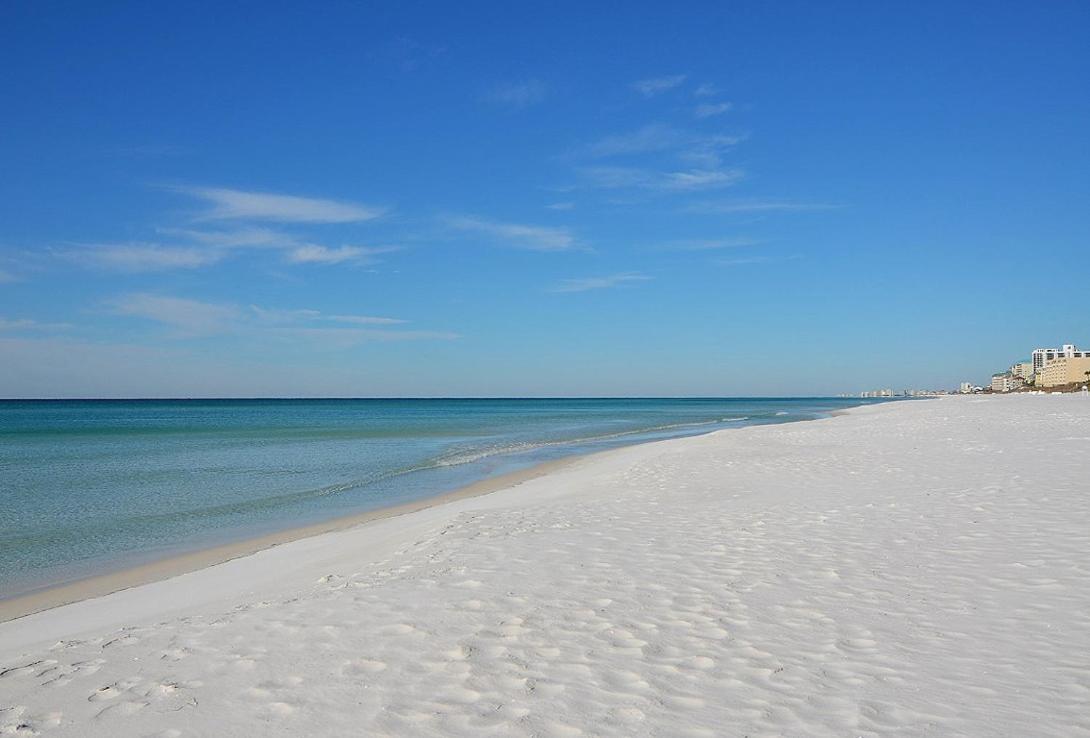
[991,373,1022,393]
[860,389,894,398]
[1037,356,1090,388]
[1009,362,1034,382]
[1032,344,1088,373]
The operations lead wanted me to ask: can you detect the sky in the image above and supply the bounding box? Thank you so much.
[1,1,1088,397]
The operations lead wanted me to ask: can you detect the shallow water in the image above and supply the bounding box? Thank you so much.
[0,397,888,596]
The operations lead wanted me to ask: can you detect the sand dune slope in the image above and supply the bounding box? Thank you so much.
[1,396,1089,736]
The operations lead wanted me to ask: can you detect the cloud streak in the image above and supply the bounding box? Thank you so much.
[631,75,687,97]
[0,316,72,332]
[448,215,576,251]
[108,294,455,343]
[687,199,840,214]
[583,124,687,158]
[65,243,224,272]
[579,166,744,192]
[157,227,298,249]
[63,225,398,272]
[717,254,802,267]
[291,327,460,346]
[583,125,743,160]
[694,102,732,119]
[286,244,396,265]
[573,125,746,191]
[551,272,651,293]
[109,293,241,335]
[658,237,763,251]
[175,186,386,223]
[326,314,407,326]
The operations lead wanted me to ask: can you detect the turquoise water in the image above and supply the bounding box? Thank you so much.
[0,398,886,598]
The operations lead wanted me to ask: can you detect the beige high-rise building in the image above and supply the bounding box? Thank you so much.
[1032,344,1088,373]
[1010,362,1034,382]
[1037,356,1090,388]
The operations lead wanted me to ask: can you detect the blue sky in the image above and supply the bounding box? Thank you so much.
[1,1,1088,397]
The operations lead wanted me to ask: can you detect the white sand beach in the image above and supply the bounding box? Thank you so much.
[1,396,1088,736]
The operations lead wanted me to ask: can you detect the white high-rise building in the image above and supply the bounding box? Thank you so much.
[1032,344,1088,373]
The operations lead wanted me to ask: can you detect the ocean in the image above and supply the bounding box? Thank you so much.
[0,397,887,598]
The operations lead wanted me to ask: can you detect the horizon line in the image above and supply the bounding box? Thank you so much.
[0,395,904,402]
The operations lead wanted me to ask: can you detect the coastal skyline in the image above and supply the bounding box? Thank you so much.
[2,2,1089,397]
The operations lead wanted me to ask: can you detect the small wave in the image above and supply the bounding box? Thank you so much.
[774,411,789,416]
[431,417,748,469]
[139,414,756,521]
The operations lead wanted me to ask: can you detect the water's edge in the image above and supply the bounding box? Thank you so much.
[0,403,881,623]
[0,454,582,623]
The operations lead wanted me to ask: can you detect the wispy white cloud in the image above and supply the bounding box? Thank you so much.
[110,294,454,344]
[249,306,406,326]
[659,237,762,251]
[249,305,454,345]
[694,102,732,119]
[448,215,576,251]
[66,243,224,272]
[584,124,686,158]
[575,125,745,185]
[291,327,459,346]
[687,199,839,214]
[631,75,687,97]
[174,186,386,223]
[681,133,746,169]
[0,316,72,332]
[717,254,802,267]
[62,230,393,272]
[109,293,241,335]
[662,169,744,191]
[579,166,744,191]
[482,80,547,108]
[717,256,774,266]
[326,314,407,326]
[582,125,743,160]
[248,305,323,324]
[159,227,396,267]
[157,227,297,249]
[551,272,651,293]
[693,83,717,97]
[286,244,396,265]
